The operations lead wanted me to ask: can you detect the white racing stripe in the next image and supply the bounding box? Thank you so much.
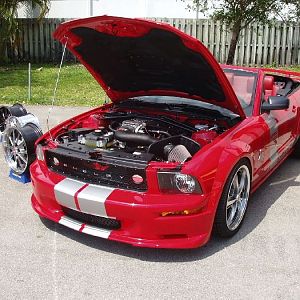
[54,178,87,210]
[54,178,115,217]
[58,216,112,239]
[77,184,114,217]
[54,178,115,240]
[59,216,82,231]
[82,224,111,239]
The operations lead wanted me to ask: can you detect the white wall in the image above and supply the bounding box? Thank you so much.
[18,0,200,19]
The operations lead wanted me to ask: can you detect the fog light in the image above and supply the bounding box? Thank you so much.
[36,144,44,161]
[161,207,202,217]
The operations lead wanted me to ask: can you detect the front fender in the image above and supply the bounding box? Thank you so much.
[210,143,253,211]
[185,139,253,215]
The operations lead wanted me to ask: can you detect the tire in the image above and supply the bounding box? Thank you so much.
[292,137,300,158]
[2,123,42,175]
[214,159,251,238]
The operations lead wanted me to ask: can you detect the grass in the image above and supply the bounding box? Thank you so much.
[284,66,300,72]
[264,65,300,72]
[0,63,299,107]
[0,64,106,106]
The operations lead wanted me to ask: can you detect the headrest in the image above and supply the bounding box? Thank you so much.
[264,76,274,90]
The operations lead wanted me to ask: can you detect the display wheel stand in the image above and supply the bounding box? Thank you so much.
[9,169,31,184]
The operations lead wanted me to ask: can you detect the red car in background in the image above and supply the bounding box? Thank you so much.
[30,16,300,248]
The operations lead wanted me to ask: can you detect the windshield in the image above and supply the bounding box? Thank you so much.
[223,69,258,116]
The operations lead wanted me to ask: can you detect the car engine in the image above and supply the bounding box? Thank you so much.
[53,116,210,164]
[44,112,225,191]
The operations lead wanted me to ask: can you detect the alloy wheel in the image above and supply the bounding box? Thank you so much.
[226,165,250,231]
[3,126,29,174]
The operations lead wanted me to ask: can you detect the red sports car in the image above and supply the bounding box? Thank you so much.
[30,16,300,248]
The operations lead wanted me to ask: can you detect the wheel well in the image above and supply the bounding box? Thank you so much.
[240,157,253,180]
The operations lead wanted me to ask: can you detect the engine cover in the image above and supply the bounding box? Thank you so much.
[118,119,146,133]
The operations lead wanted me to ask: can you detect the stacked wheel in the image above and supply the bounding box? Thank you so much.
[2,123,42,175]
[0,104,27,133]
[1,107,42,175]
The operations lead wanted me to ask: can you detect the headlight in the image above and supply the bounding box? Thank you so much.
[36,144,45,161]
[157,171,202,194]
[174,174,196,193]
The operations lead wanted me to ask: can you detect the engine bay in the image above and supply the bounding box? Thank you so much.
[53,110,228,164]
[42,102,239,190]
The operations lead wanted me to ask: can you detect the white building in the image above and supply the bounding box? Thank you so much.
[19,0,200,19]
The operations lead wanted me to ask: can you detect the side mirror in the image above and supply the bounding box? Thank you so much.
[262,96,289,112]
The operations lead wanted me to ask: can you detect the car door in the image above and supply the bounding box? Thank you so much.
[260,75,298,170]
[260,111,280,170]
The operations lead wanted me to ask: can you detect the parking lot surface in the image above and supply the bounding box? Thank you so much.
[0,105,299,300]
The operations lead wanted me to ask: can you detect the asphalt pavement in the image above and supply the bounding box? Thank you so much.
[0,105,299,300]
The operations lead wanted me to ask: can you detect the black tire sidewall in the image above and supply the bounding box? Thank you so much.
[213,159,251,238]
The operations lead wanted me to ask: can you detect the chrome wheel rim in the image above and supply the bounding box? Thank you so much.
[226,165,250,231]
[2,127,28,174]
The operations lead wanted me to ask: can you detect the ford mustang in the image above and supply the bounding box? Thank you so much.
[30,16,300,248]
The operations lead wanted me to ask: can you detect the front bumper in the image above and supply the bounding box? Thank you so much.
[30,161,215,249]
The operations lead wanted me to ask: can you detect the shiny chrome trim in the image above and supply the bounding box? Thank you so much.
[226,165,250,231]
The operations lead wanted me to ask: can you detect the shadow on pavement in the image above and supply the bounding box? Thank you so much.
[41,157,300,262]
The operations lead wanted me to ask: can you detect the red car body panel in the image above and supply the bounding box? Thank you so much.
[30,16,300,248]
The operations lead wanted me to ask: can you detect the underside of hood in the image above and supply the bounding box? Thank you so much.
[53,16,245,118]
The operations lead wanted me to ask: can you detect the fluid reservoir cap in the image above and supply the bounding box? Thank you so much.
[94,128,105,136]
[195,124,209,130]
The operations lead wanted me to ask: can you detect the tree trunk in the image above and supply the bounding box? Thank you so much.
[226,23,242,65]
[0,18,9,64]
[0,38,8,65]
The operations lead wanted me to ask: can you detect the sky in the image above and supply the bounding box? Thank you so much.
[18,0,204,19]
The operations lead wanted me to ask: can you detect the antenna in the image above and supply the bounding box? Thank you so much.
[47,38,68,141]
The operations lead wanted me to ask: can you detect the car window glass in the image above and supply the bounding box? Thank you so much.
[223,69,258,116]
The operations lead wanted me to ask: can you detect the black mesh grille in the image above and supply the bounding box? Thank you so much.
[45,149,147,191]
[62,207,121,230]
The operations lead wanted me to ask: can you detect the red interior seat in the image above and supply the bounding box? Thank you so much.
[264,75,277,100]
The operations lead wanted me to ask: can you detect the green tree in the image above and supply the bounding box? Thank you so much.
[183,0,299,64]
[0,0,50,64]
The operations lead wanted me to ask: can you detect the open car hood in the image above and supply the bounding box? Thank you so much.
[54,16,245,118]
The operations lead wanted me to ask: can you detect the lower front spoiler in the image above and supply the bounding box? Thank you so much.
[32,194,211,249]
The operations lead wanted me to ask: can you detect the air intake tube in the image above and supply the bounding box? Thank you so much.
[114,130,158,146]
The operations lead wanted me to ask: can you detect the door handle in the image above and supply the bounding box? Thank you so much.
[292,105,297,113]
